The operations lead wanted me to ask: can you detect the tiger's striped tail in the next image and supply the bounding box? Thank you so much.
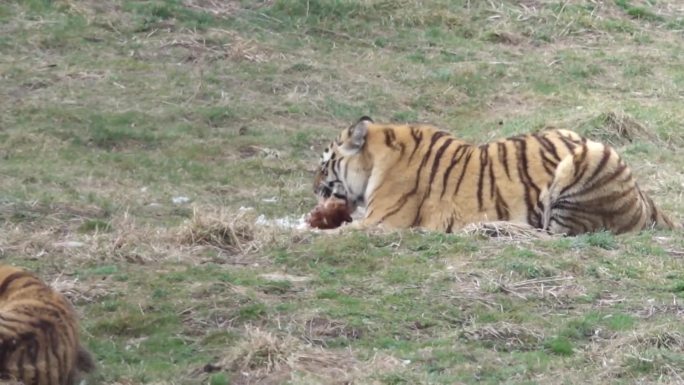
[642,190,679,231]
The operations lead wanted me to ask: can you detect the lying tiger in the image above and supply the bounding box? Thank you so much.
[312,116,677,235]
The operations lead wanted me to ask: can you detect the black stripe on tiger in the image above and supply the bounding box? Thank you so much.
[440,145,469,199]
[453,150,474,197]
[412,131,449,226]
[558,135,580,153]
[477,145,489,211]
[497,142,511,180]
[553,186,637,213]
[383,128,395,148]
[533,133,561,162]
[540,150,558,175]
[582,144,612,186]
[512,138,542,227]
[488,161,496,199]
[427,137,454,197]
[563,162,630,200]
[495,187,510,221]
[408,126,424,162]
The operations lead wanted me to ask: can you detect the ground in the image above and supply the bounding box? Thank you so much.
[1,0,684,384]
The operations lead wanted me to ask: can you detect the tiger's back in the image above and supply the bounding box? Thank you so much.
[313,117,677,235]
[0,265,94,385]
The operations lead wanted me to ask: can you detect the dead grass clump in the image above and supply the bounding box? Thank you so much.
[216,326,361,385]
[0,200,108,228]
[495,275,585,302]
[579,111,663,147]
[634,304,684,319]
[158,29,270,63]
[302,316,363,346]
[461,321,544,351]
[442,271,502,312]
[49,274,118,306]
[462,221,553,240]
[179,208,259,255]
[181,0,240,16]
[228,327,294,374]
[484,31,524,45]
[632,331,684,351]
[590,326,684,381]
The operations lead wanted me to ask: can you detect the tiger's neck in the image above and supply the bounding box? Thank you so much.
[359,125,472,226]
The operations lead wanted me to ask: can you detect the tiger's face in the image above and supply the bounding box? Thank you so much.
[313,117,374,212]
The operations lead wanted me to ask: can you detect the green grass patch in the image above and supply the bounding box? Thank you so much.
[545,337,574,356]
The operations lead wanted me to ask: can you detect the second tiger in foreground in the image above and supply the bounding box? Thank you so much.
[312,116,677,235]
[0,265,95,385]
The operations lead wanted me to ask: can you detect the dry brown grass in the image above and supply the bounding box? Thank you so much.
[179,207,258,254]
[213,326,381,385]
[588,325,684,383]
[496,275,586,302]
[461,321,545,351]
[462,221,554,240]
[578,110,665,147]
[301,315,363,347]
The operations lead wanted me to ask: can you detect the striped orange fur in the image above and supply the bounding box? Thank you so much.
[540,140,676,235]
[313,116,676,234]
[0,265,94,385]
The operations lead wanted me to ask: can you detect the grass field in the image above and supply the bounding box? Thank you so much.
[1,0,684,384]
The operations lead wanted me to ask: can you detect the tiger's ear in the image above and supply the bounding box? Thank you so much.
[339,117,371,156]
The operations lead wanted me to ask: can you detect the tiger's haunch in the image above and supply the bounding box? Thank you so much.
[0,265,95,385]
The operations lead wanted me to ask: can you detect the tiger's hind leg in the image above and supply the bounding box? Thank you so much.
[542,140,665,235]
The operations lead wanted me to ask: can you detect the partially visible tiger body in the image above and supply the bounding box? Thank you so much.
[313,117,676,235]
[0,265,94,385]
[541,140,676,235]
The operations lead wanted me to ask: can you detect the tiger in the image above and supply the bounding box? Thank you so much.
[312,116,676,235]
[0,264,95,385]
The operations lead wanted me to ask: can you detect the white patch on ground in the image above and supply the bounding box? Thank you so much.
[259,272,311,282]
[255,214,309,230]
[252,206,365,231]
[53,241,86,248]
[172,196,191,204]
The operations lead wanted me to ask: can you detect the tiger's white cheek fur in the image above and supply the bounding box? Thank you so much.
[344,162,372,206]
[321,147,333,164]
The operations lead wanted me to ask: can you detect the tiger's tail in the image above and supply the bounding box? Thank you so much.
[642,191,679,230]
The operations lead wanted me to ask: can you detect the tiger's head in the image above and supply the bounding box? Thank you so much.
[313,116,374,212]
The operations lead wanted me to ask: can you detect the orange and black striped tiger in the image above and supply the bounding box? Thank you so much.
[0,265,95,385]
[313,116,676,234]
